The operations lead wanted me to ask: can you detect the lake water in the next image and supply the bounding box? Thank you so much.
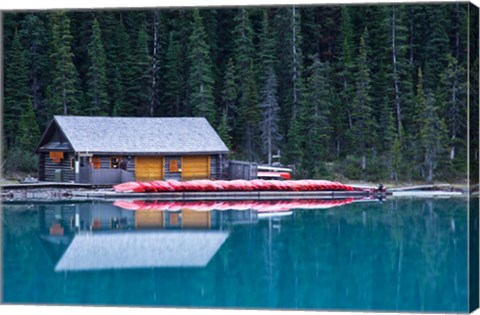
[1,197,475,312]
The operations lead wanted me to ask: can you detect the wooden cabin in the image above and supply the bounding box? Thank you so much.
[35,116,229,184]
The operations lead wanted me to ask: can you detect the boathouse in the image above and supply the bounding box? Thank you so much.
[35,116,229,184]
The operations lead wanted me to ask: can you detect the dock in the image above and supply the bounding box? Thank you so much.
[71,190,378,201]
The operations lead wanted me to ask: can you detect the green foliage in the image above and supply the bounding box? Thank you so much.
[128,20,151,116]
[163,32,184,116]
[16,99,41,152]
[419,90,450,182]
[4,148,38,174]
[259,66,281,164]
[19,14,49,119]
[86,19,109,115]
[47,12,80,116]
[241,62,260,161]
[3,29,30,148]
[217,110,232,150]
[2,4,473,182]
[349,31,377,174]
[187,9,216,124]
[298,55,333,177]
[391,135,402,181]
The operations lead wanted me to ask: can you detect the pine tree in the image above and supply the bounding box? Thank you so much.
[259,67,281,165]
[163,32,184,116]
[407,67,427,179]
[390,5,412,138]
[86,18,109,115]
[16,98,41,152]
[378,97,396,153]
[115,15,133,116]
[47,12,80,116]
[423,6,450,89]
[338,7,355,130]
[286,111,304,175]
[220,58,238,147]
[232,8,255,119]
[391,134,402,181]
[350,31,377,172]
[19,14,48,114]
[242,62,260,161]
[148,11,161,117]
[440,54,466,161]
[281,6,306,164]
[128,19,151,116]
[420,90,449,182]
[217,110,232,150]
[258,10,276,81]
[3,29,30,148]
[187,9,216,125]
[290,5,303,116]
[300,55,333,177]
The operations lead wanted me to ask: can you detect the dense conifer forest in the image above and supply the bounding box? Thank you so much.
[2,3,479,182]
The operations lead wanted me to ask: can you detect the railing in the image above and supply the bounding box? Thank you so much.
[228,160,258,180]
[79,168,134,185]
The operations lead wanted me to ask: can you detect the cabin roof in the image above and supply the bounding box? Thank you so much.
[38,116,229,154]
[54,230,229,271]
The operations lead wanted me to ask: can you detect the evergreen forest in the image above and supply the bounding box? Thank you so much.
[2,4,479,183]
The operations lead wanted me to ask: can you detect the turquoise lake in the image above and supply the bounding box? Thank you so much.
[1,197,475,312]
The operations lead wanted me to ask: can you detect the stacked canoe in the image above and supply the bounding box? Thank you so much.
[113,179,354,193]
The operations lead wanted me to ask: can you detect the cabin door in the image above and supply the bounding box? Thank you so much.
[181,155,210,180]
[135,156,164,181]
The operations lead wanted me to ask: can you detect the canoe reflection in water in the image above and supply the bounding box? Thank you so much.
[38,198,364,272]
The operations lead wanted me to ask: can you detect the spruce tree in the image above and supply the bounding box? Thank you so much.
[440,54,466,161]
[115,16,133,116]
[16,98,41,152]
[163,32,183,116]
[301,55,333,177]
[259,67,281,165]
[48,12,80,116]
[128,20,151,116]
[338,6,355,130]
[407,67,427,179]
[242,62,260,161]
[391,134,402,182]
[420,90,449,182]
[187,9,216,125]
[217,110,232,150]
[423,6,450,89]
[86,18,109,115]
[220,58,238,147]
[350,32,377,172]
[3,29,30,148]
[98,12,128,116]
[232,8,256,126]
[19,14,48,115]
[258,10,276,81]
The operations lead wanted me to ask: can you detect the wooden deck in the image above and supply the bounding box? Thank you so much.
[1,182,93,190]
[71,190,379,201]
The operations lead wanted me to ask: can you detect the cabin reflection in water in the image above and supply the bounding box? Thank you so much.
[38,202,259,272]
[40,202,259,234]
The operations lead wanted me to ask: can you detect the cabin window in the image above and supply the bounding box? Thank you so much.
[92,157,101,169]
[111,157,120,169]
[49,151,64,163]
[169,159,179,172]
[70,158,75,169]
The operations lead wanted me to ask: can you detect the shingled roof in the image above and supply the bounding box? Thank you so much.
[39,116,229,155]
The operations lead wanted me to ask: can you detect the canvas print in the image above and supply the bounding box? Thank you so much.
[1,1,479,313]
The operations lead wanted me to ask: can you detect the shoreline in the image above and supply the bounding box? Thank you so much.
[0,182,472,202]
